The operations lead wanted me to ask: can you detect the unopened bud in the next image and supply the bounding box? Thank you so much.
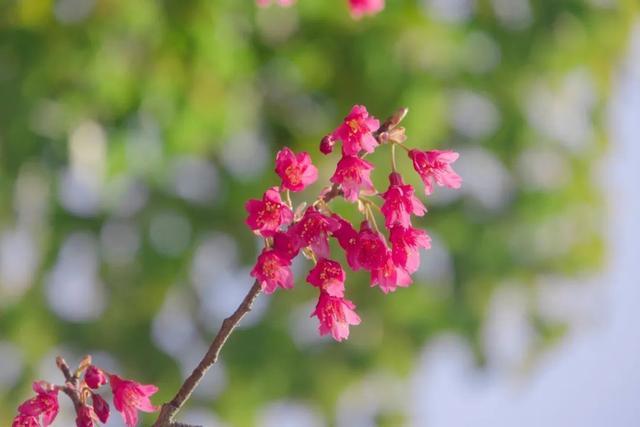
[320,135,336,154]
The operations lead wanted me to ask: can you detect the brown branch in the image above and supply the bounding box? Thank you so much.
[152,281,262,427]
[55,356,83,413]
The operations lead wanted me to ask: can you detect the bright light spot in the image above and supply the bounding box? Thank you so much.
[221,132,269,181]
[45,232,106,322]
[258,401,324,427]
[171,156,219,205]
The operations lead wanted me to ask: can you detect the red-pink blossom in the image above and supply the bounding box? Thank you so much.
[245,187,293,237]
[348,0,385,18]
[355,221,388,271]
[75,405,95,427]
[330,155,376,202]
[17,382,59,427]
[331,214,360,270]
[306,258,345,297]
[84,365,107,389]
[92,393,110,423]
[272,229,302,261]
[109,375,158,427]
[331,105,380,156]
[380,172,426,228]
[370,257,412,293]
[12,415,39,427]
[311,292,361,341]
[292,207,340,258]
[250,249,294,294]
[389,225,431,274]
[408,149,462,195]
[256,0,295,7]
[275,147,318,192]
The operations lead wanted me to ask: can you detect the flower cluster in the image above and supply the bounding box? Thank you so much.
[256,0,384,18]
[247,105,461,341]
[12,357,158,427]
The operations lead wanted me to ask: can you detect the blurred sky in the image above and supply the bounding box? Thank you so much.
[409,22,640,427]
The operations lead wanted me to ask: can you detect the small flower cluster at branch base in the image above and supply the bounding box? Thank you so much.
[256,0,384,19]
[246,104,461,341]
[12,356,158,427]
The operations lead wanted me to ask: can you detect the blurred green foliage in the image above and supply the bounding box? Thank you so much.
[0,0,638,425]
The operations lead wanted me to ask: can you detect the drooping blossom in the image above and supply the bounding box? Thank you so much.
[312,292,361,341]
[330,155,375,202]
[109,375,158,427]
[17,382,59,427]
[331,214,360,270]
[348,0,385,18]
[370,256,412,293]
[250,249,294,294]
[84,365,107,389]
[330,105,380,156]
[408,149,462,195]
[275,147,318,192]
[390,225,431,274]
[355,221,388,271]
[256,0,296,7]
[272,229,302,261]
[75,405,95,427]
[92,393,110,423]
[245,187,293,237]
[292,207,340,258]
[12,415,39,427]
[306,258,345,297]
[380,172,426,228]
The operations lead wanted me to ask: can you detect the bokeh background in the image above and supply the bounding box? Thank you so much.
[1,0,639,426]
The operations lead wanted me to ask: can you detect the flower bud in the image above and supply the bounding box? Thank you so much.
[320,135,336,154]
[92,393,110,423]
[84,366,107,389]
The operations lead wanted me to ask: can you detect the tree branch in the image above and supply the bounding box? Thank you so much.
[152,281,262,427]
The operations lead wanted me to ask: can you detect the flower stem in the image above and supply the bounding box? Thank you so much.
[391,144,397,172]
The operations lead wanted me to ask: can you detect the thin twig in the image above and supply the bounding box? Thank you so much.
[152,281,262,427]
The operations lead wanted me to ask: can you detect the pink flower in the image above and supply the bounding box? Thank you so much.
[84,365,107,389]
[330,155,375,202]
[331,105,380,156]
[75,405,96,427]
[292,207,340,258]
[370,257,412,293]
[17,382,59,427]
[331,214,360,270]
[256,0,296,7]
[245,187,293,237]
[306,258,345,297]
[92,393,110,423]
[389,225,431,274]
[250,249,294,294]
[275,147,318,192]
[272,229,302,261]
[311,292,361,341]
[408,149,462,195]
[12,415,39,427]
[348,0,384,18]
[380,172,426,228]
[355,221,388,271]
[109,375,158,427]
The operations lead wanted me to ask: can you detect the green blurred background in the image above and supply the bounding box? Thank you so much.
[1,0,638,426]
